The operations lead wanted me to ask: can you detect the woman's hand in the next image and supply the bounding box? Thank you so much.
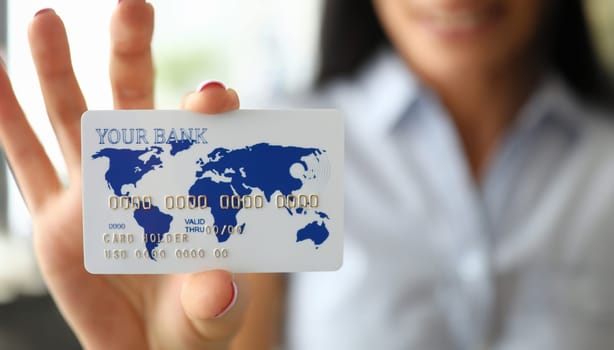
[0,1,246,349]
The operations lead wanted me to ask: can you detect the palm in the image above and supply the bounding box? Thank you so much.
[0,1,243,349]
[34,186,146,348]
[36,183,236,349]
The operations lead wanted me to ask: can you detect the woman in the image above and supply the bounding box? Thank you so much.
[288,1,614,349]
[0,0,612,349]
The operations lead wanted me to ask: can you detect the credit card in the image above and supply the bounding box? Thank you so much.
[82,109,343,274]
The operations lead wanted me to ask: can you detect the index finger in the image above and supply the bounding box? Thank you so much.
[181,81,240,114]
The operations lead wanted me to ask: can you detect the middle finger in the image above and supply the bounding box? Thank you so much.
[110,0,155,110]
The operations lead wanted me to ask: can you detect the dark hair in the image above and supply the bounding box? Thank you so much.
[316,0,612,104]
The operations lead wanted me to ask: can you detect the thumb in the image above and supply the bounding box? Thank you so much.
[181,270,247,342]
[181,80,240,113]
[179,84,242,344]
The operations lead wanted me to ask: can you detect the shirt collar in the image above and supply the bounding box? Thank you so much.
[326,47,420,135]
[513,71,585,135]
[328,48,587,137]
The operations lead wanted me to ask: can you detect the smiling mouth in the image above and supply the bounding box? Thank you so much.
[419,3,505,38]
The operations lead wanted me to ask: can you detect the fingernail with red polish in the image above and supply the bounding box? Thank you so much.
[196,80,226,93]
[34,8,55,17]
[215,281,238,318]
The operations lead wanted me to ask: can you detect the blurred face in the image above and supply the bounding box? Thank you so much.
[372,0,545,80]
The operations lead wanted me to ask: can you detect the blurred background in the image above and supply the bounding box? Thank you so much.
[0,0,611,348]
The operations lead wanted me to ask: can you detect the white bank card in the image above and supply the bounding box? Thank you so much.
[82,110,343,274]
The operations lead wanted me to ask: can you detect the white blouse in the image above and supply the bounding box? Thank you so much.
[284,49,614,350]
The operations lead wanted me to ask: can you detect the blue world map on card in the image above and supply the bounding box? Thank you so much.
[92,142,330,259]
